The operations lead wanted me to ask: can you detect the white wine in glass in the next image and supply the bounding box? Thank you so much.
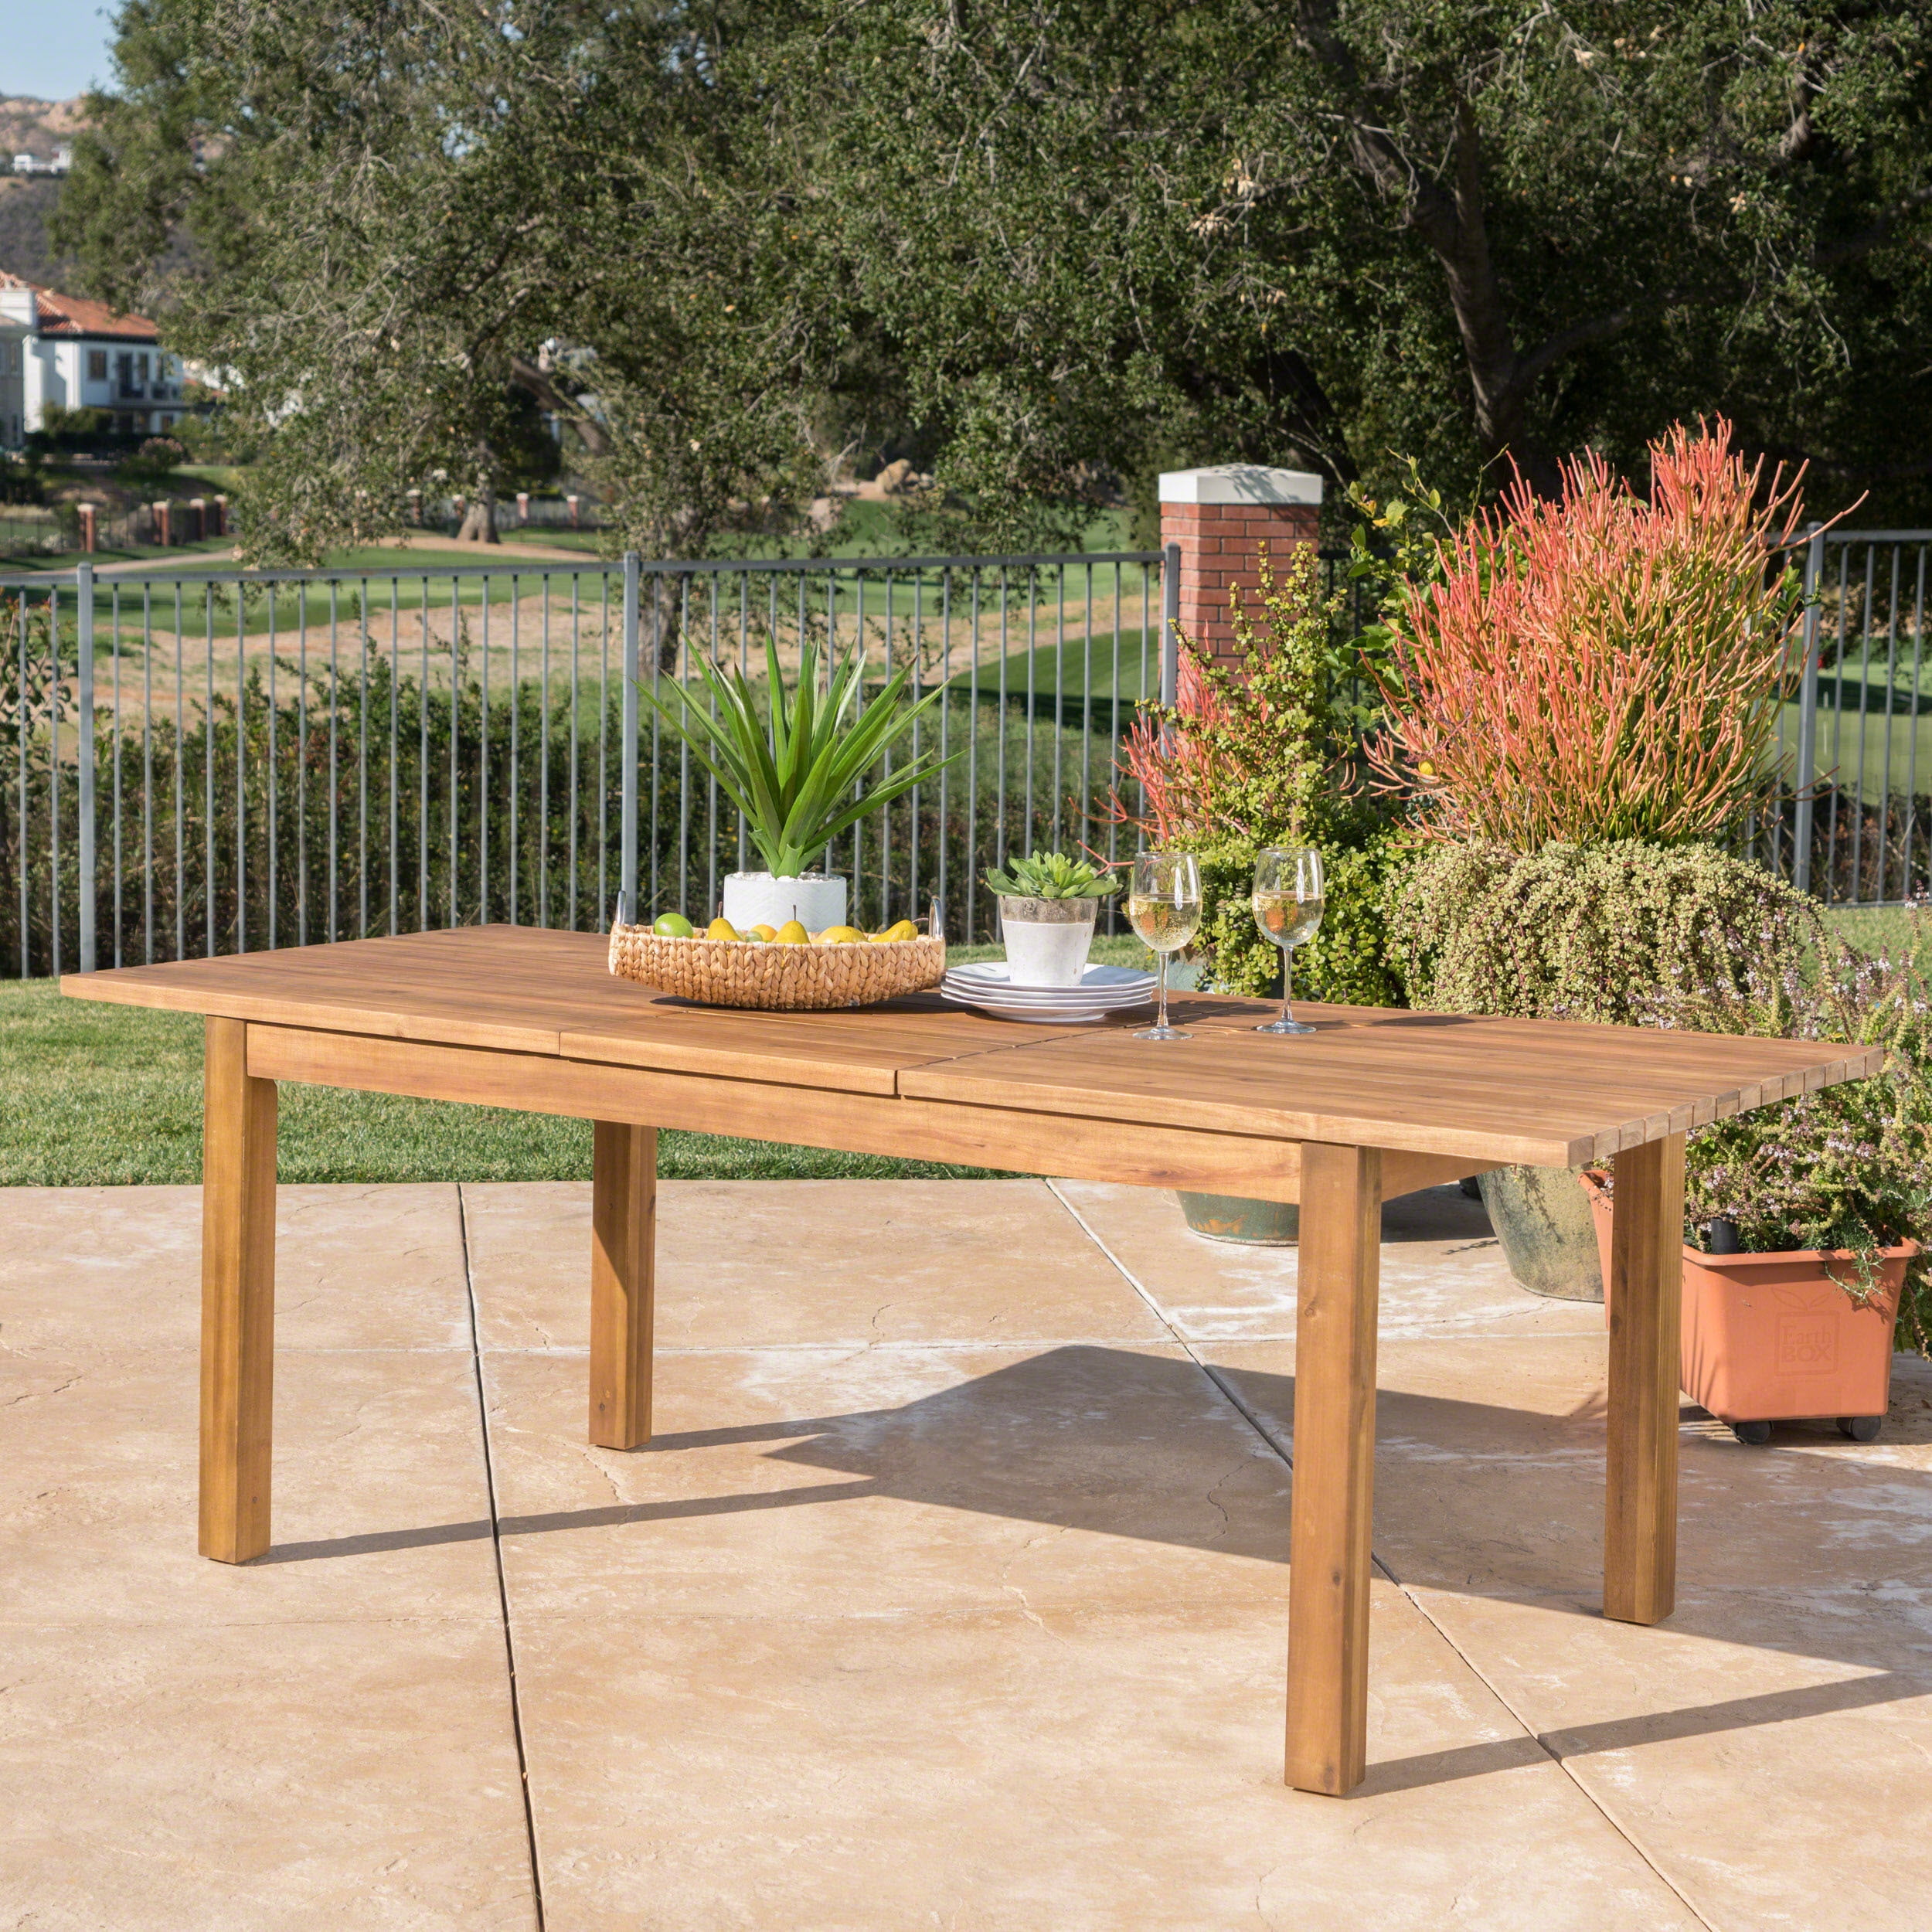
[1252,847,1325,1036]
[1127,850,1202,1042]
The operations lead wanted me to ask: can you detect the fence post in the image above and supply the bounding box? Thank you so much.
[77,562,95,972]
[1792,525,1825,897]
[1160,542,1180,707]
[621,551,641,917]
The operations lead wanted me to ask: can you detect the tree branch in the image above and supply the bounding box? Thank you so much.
[1292,2,1560,491]
[509,355,610,457]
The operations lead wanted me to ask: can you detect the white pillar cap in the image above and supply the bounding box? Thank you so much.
[1158,464,1323,506]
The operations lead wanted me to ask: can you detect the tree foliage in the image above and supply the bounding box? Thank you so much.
[56,0,1932,557]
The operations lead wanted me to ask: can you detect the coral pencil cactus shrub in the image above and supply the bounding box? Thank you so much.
[1371,419,1812,851]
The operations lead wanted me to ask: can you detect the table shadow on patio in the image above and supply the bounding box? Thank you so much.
[257,1341,1932,1792]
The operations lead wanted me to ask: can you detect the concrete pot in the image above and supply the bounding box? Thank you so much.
[1478,1162,1604,1301]
[1583,1172,1911,1438]
[996,895,1097,987]
[720,871,847,934]
[1178,1192,1299,1245]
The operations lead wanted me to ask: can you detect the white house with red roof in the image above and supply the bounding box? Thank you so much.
[0,273,189,447]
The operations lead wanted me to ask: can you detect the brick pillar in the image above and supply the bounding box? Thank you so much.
[516,492,530,524]
[406,489,422,526]
[566,493,580,528]
[1159,465,1323,682]
[153,500,172,547]
[78,503,97,553]
[212,495,228,537]
[188,497,206,541]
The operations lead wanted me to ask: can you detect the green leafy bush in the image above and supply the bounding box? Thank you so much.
[1388,839,1822,1026]
[1108,542,1407,1002]
[1192,828,1408,1006]
[117,436,190,485]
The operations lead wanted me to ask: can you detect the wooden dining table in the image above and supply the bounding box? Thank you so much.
[60,925,1884,1796]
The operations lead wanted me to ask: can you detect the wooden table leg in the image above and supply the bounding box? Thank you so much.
[199,1016,277,1563]
[590,1121,657,1450]
[1604,1133,1685,1624]
[1286,1141,1382,1795]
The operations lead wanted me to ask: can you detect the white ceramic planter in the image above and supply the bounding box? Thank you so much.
[998,895,1097,986]
[720,871,848,933]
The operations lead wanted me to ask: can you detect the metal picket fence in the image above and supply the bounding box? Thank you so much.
[2,549,1173,976]
[1772,528,1931,906]
[12,528,1919,981]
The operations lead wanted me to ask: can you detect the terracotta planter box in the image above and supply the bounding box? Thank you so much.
[1580,1173,1912,1437]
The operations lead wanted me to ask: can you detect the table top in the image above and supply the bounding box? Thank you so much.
[61,927,1886,1167]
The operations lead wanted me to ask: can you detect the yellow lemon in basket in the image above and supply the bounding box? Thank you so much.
[750,923,777,941]
[706,917,740,940]
[820,925,866,944]
[879,919,920,943]
[774,920,810,944]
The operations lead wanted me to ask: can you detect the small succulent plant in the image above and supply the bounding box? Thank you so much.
[983,850,1119,899]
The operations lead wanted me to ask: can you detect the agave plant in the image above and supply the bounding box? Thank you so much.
[634,633,961,878]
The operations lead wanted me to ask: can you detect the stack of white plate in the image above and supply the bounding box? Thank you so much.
[939,961,1157,1024]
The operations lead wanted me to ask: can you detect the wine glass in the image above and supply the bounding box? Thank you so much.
[1251,847,1325,1036]
[1127,851,1202,1041]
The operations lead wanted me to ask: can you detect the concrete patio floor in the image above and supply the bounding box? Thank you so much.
[2,1177,1930,1930]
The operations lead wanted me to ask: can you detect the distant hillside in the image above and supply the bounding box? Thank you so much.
[0,179,67,283]
[0,94,88,158]
[0,96,88,285]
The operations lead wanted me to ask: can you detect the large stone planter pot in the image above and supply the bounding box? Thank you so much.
[1478,1163,1603,1301]
[996,894,1098,986]
[720,870,846,934]
[1179,1192,1299,1245]
[1582,1172,1913,1442]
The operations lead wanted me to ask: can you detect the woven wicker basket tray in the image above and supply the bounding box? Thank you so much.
[607,922,947,1011]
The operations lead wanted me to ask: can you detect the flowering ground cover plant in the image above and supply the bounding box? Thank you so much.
[1389,840,1823,1027]
[1635,910,1931,1348]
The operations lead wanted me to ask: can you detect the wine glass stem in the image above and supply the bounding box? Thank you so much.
[1281,947,1294,1027]
[1156,951,1170,1032]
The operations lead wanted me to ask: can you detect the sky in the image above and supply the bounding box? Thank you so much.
[0,1,115,101]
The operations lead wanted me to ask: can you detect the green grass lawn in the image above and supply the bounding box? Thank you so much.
[1822,903,1927,957]
[947,624,1158,706]
[0,937,1149,1188]
[498,527,606,553]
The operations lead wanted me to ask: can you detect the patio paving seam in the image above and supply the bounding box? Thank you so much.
[457,1182,548,1932]
[1043,1176,1725,1927]
[1366,1586,1724,1932]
